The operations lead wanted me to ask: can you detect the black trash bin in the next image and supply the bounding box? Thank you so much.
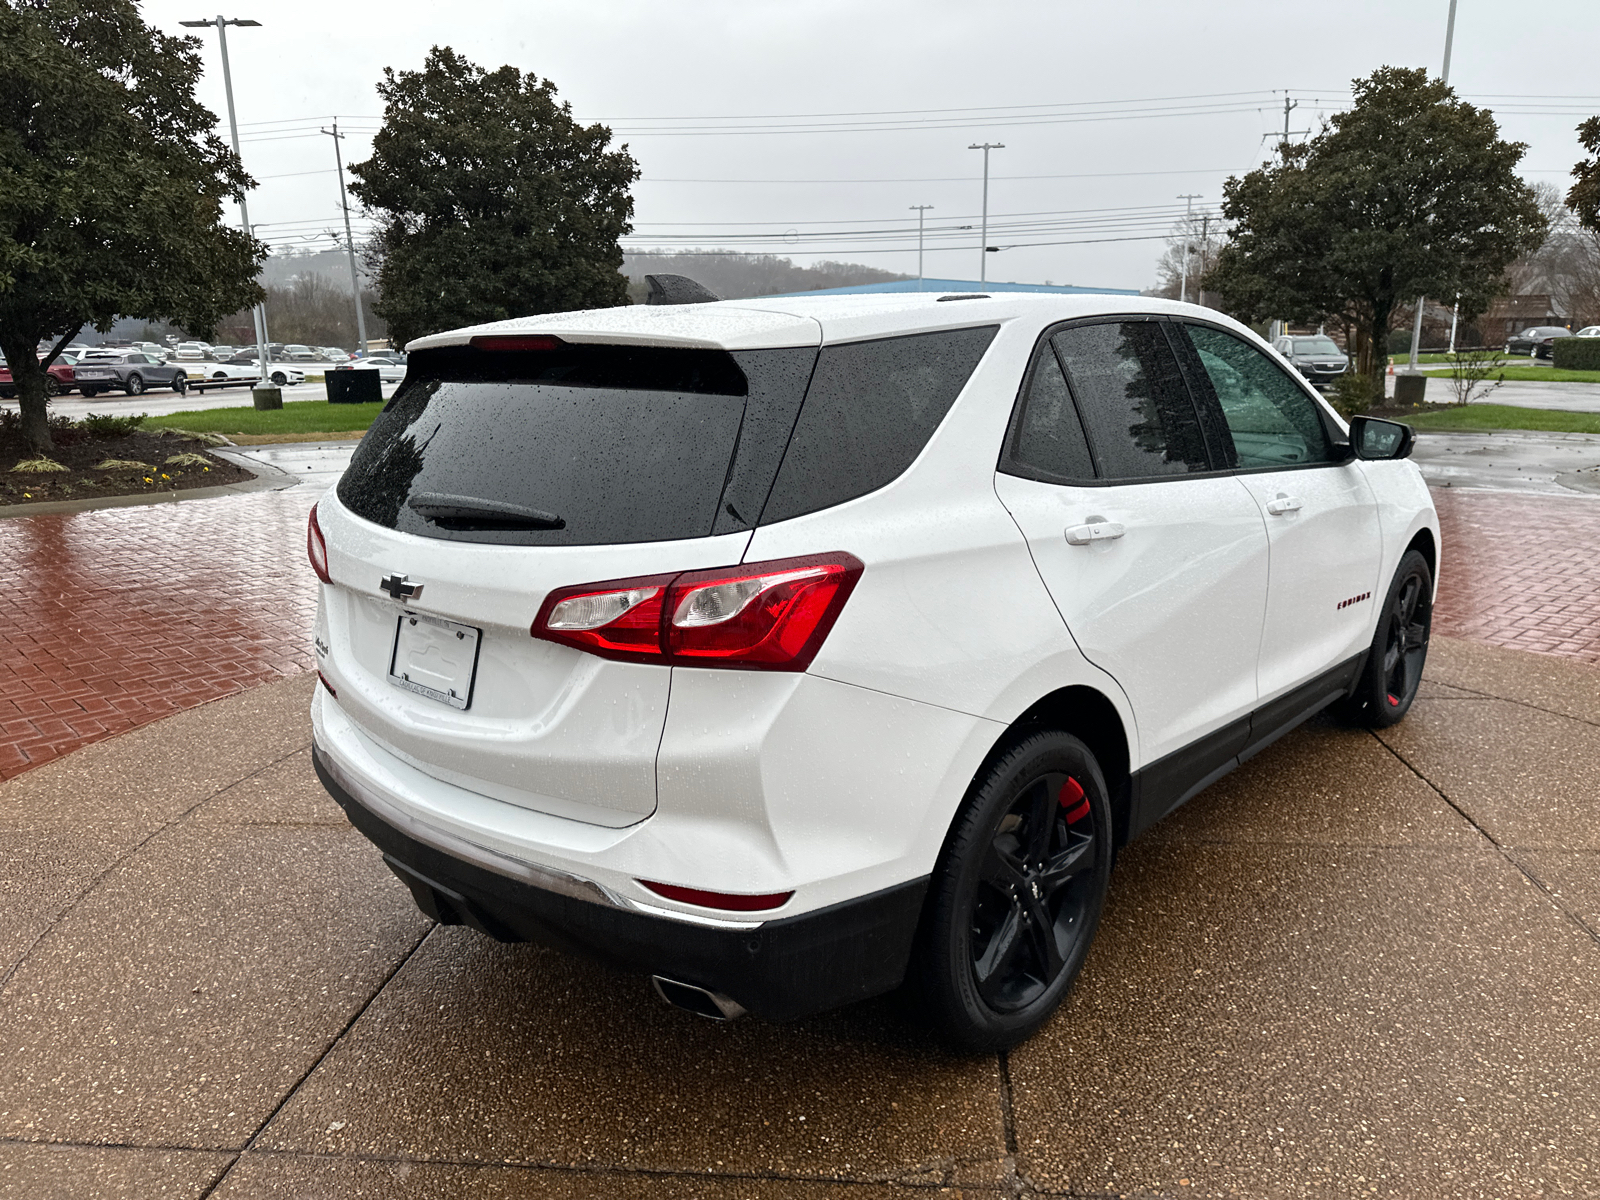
[326,369,383,405]
[1393,372,1427,407]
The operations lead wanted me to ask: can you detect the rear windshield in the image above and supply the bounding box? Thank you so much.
[337,343,814,547]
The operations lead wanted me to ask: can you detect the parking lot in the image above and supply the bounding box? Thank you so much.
[1,443,1599,1198]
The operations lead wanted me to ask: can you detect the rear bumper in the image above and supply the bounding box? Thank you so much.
[313,742,929,1020]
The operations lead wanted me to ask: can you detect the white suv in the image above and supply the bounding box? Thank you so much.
[308,292,1438,1049]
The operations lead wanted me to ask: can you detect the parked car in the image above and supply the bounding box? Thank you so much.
[319,346,353,362]
[1575,326,1600,338]
[70,350,189,396]
[1505,326,1573,358]
[1271,334,1349,388]
[132,341,171,362]
[331,355,405,382]
[283,344,318,361]
[0,353,77,398]
[308,292,1438,1049]
[170,342,211,362]
[220,354,305,387]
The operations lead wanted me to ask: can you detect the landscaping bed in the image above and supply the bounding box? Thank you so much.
[0,413,252,507]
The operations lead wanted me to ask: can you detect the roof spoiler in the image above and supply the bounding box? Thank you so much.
[644,274,722,305]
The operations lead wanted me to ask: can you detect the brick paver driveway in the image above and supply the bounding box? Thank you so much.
[1,466,1596,780]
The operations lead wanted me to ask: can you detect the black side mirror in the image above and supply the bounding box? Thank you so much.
[1349,414,1415,461]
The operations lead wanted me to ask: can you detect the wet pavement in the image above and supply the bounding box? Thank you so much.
[1,638,1597,1199]
[1,431,1599,1196]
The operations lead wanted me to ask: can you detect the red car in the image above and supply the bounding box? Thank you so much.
[0,353,76,399]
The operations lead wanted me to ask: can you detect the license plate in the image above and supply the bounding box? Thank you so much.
[388,612,481,709]
[78,369,112,378]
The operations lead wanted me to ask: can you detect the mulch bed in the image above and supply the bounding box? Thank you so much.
[0,427,254,507]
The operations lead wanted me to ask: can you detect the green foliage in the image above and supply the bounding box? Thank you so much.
[1569,116,1600,232]
[1552,336,1600,370]
[1207,67,1547,397]
[1327,371,1381,417]
[0,0,267,452]
[349,47,639,345]
[1402,404,1600,435]
[146,400,386,436]
[81,412,148,439]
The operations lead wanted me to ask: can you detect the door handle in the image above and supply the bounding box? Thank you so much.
[1265,494,1303,516]
[1064,520,1126,546]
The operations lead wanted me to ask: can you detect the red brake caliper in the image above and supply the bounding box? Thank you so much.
[1058,777,1090,824]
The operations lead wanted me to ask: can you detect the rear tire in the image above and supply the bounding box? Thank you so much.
[910,730,1113,1052]
[172,375,188,396]
[1336,549,1433,728]
[43,376,60,398]
[125,374,145,396]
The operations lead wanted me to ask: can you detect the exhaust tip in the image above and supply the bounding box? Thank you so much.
[651,976,748,1021]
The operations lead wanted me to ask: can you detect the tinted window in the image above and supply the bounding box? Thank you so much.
[128,354,148,363]
[1050,321,1209,480]
[338,344,810,547]
[760,325,998,523]
[1292,337,1341,355]
[1004,341,1095,482]
[1180,325,1337,469]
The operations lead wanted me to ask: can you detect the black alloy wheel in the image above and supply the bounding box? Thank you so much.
[125,373,145,396]
[911,730,1113,1052]
[43,375,60,397]
[271,371,287,386]
[1337,548,1433,728]
[172,374,187,396]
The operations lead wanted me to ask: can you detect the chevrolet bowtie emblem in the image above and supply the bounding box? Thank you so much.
[379,573,423,601]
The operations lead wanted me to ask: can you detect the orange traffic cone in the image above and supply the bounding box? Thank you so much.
[1387,357,1395,376]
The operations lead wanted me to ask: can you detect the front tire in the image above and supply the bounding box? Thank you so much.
[910,730,1113,1052]
[172,375,188,396]
[1337,549,1433,728]
[270,370,287,386]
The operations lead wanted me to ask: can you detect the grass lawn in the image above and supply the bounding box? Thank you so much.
[145,400,383,436]
[1399,404,1600,435]
[1486,365,1600,383]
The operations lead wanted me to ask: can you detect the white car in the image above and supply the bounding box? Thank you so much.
[187,359,305,387]
[1576,326,1600,337]
[332,355,406,383]
[307,291,1438,1049]
[170,342,212,361]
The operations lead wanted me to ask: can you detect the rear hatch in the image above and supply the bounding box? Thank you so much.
[318,332,819,826]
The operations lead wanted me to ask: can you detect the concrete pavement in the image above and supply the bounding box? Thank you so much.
[1,637,1598,1198]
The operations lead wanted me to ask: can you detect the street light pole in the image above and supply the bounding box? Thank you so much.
[968,143,1003,283]
[1407,0,1460,374]
[180,15,269,382]
[910,205,933,290]
[1176,194,1202,304]
[321,121,370,353]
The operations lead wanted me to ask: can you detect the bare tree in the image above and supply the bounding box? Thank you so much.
[1148,213,1228,303]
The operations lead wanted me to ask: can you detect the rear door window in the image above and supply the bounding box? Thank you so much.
[1049,321,1210,480]
[337,343,814,547]
[759,325,998,523]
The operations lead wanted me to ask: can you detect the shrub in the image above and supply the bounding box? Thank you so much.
[1552,338,1600,370]
[1328,371,1381,417]
[81,412,147,438]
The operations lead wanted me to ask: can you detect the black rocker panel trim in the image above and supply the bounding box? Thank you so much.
[1126,652,1367,841]
[313,746,929,1021]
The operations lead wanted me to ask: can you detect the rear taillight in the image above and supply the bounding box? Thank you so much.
[307,504,331,583]
[638,880,794,912]
[531,553,864,671]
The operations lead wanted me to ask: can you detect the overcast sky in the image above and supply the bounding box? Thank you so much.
[145,0,1600,292]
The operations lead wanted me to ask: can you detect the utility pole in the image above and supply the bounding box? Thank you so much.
[1281,94,1299,155]
[968,143,1004,283]
[1198,211,1211,304]
[1176,194,1202,304]
[180,15,269,383]
[1408,0,1460,373]
[320,120,369,353]
[909,205,933,290]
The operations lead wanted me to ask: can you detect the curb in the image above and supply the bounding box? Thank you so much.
[0,453,299,519]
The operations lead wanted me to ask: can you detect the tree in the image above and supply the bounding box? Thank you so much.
[0,0,265,453]
[1507,181,1600,330]
[349,48,639,345]
[1147,214,1228,303]
[1206,67,1547,398]
[1569,116,1600,233]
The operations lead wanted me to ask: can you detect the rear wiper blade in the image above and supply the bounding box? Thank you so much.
[407,492,565,530]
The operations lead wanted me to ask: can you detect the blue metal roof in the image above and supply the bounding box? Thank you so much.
[764,277,1140,298]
